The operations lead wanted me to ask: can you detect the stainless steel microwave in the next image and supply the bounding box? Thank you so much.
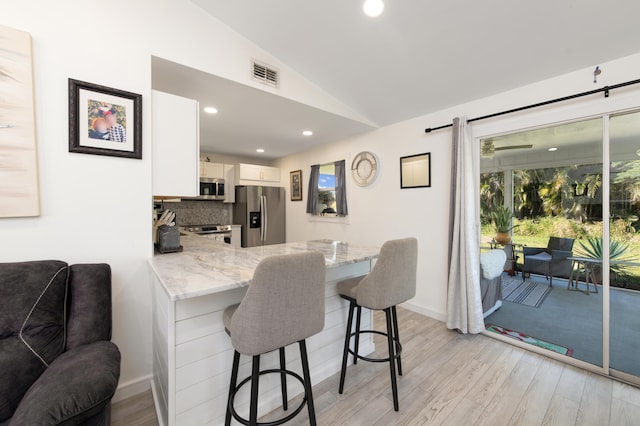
[198,178,225,200]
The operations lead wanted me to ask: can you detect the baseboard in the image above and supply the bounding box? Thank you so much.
[150,379,166,426]
[112,374,152,403]
[401,301,446,322]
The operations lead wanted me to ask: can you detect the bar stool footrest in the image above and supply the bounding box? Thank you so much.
[348,329,402,363]
[229,368,307,426]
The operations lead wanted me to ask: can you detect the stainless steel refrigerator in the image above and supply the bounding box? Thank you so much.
[233,186,286,247]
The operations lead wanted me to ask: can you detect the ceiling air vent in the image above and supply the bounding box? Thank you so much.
[252,60,279,88]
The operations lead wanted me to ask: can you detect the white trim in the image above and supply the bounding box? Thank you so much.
[307,214,350,224]
[112,374,152,403]
[602,114,611,376]
[151,379,166,426]
[401,301,446,322]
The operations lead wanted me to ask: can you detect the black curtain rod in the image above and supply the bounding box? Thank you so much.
[424,77,640,133]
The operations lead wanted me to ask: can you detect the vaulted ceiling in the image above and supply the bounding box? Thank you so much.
[193,0,640,127]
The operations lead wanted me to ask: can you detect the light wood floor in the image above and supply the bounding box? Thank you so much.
[112,308,640,425]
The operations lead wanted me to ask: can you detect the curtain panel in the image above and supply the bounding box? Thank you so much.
[334,160,349,216]
[306,164,320,214]
[446,117,484,334]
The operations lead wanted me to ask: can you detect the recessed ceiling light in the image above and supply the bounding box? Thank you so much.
[204,107,218,114]
[548,147,558,152]
[363,0,384,17]
[256,148,265,153]
[302,130,313,136]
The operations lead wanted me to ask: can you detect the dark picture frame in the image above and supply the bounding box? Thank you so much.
[290,169,303,201]
[400,152,431,188]
[69,79,142,159]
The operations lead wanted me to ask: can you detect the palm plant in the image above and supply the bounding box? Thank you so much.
[577,237,632,276]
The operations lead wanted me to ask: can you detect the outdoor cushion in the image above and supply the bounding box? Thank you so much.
[0,261,69,422]
[526,252,552,262]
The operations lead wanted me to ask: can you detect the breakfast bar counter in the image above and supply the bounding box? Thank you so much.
[149,236,379,425]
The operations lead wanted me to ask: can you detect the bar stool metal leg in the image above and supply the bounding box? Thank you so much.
[391,305,402,376]
[225,350,241,426]
[249,355,261,426]
[353,305,362,365]
[279,347,288,411]
[385,308,399,411]
[299,340,317,426]
[339,300,356,394]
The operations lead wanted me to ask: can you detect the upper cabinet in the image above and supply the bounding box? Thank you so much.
[236,163,281,185]
[224,164,236,203]
[152,91,199,197]
[200,162,224,179]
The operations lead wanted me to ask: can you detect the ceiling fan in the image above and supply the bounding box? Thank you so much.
[481,139,533,158]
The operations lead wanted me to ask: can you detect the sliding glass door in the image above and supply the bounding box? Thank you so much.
[609,111,640,380]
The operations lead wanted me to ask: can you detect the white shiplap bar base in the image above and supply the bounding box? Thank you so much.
[151,253,376,426]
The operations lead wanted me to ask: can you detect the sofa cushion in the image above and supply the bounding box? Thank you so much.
[10,341,120,426]
[0,261,69,422]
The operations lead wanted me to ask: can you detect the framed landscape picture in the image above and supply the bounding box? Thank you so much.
[0,25,39,218]
[290,170,303,201]
[68,79,142,159]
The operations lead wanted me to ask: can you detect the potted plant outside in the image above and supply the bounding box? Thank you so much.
[492,206,516,245]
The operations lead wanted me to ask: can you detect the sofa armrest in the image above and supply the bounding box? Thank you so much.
[551,250,573,261]
[10,341,120,426]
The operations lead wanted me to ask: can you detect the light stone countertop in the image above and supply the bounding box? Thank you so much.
[149,234,380,301]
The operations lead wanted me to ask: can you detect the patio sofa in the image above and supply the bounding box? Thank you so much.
[0,261,120,425]
[522,237,575,286]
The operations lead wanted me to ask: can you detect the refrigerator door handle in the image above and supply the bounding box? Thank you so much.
[259,195,264,241]
[262,195,268,241]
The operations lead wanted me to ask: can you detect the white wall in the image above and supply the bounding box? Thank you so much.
[1,0,363,398]
[277,52,640,321]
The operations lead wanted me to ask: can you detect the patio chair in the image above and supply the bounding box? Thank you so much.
[522,237,574,286]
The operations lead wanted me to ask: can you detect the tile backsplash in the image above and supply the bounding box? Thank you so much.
[161,200,232,226]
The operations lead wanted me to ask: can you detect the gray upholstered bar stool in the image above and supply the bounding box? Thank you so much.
[223,252,326,426]
[337,237,417,411]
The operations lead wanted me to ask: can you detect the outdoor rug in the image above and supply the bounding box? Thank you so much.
[502,276,551,308]
[486,324,574,356]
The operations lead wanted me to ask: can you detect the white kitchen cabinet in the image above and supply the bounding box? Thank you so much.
[223,164,236,203]
[230,225,241,247]
[200,162,224,179]
[237,163,262,181]
[153,91,199,197]
[261,166,281,182]
[236,163,281,185]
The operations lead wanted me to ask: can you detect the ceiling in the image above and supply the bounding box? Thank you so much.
[151,57,375,159]
[192,0,640,127]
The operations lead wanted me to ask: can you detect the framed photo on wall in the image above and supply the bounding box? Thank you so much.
[400,152,431,188]
[68,79,142,159]
[290,170,303,201]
